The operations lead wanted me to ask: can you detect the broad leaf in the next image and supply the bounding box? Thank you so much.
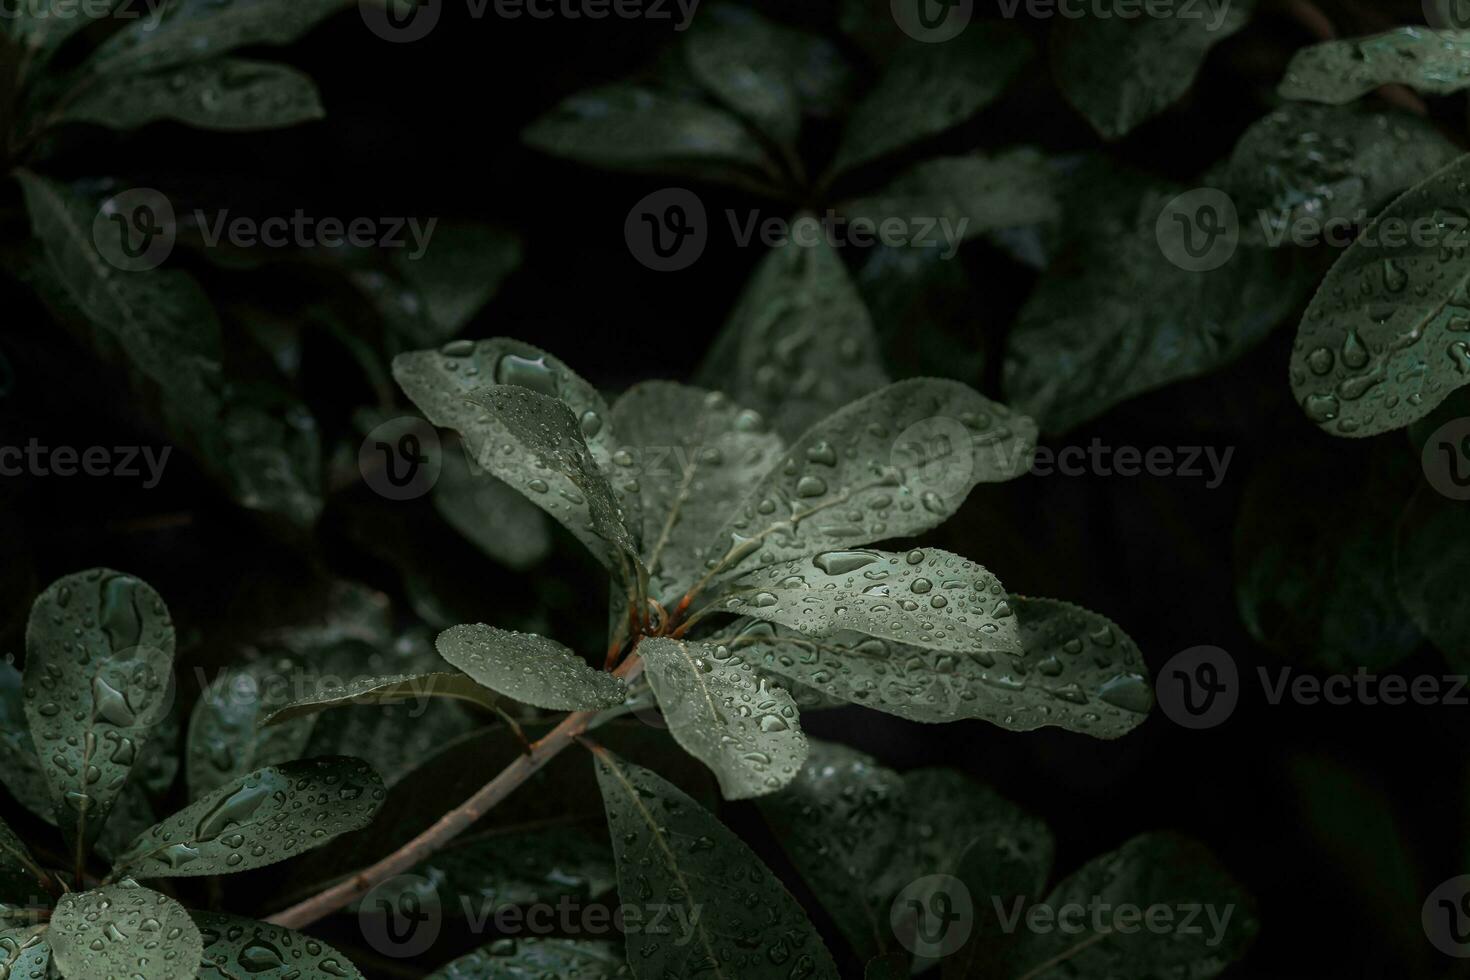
[428,939,626,980]
[1051,0,1255,139]
[593,748,838,979]
[720,547,1021,657]
[0,929,48,977]
[111,757,384,878]
[437,624,627,711]
[701,379,1036,586]
[90,0,358,74]
[640,637,807,799]
[195,912,364,978]
[1279,28,1470,105]
[1225,103,1460,248]
[259,672,503,727]
[55,58,324,132]
[23,569,175,855]
[1288,152,1470,437]
[434,441,554,570]
[694,227,889,440]
[830,22,1031,177]
[1395,486,1470,667]
[0,661,50,823]
[185,661,317,801]
[49,885,202,980]
[610,382,784,599]
[944,829,1057,979]
[391,359,639,573]
[839,150,1059,245]
[522,83,782,191]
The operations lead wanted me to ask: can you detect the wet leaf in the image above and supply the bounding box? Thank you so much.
[301,696,476,790]
[1051,0,1255,139]
[1289,152,1470,437]
[1225,103,1460,248]
[639,637,807,799]
[719,548,1020,657]
[610,382,784,599]
[0,929,48,978]
[685,3,803,155]
[55,58,324,132]
[49,884,202,980]
[0,817,43,901]
[1279,27,1470,105]
[194,911,364,978]
[185,661,317,801]
[110,757,384,878]
[434,440,555,570]
[838,149,1059,246]
[593,748,838,979]
[427,938,627,979]
[258,672,503,727]
[695,227,889,440]
[0,661,50,824]
[944,826,1057,979]
[23,569,175,856]
[830,21,1031,177]
[1395,486,1470,668]
[437,624,627,711]
[700,379,1036,587]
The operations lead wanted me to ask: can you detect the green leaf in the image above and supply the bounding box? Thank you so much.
[694,227,890,441]
[379,221,524,347]
[437,624,627,711]
[0,929,48,977]
[611,382,785,599]
[1289,152,1470,437]
[700,378,1036,587]
[23,569,175,855]
[49,884,202,980]
[720,547,1020,657]
[685,3,802,156]
[55,58,324,132]
[1225,103,1460,248]
[428,938,627,980]
[1395,485,1470,668]
[4,0,118,60]
[593,748,838,979]
[185,662,317,801]
[838,150,1059,245]
[1005,162,1316,434]
[0,661,50,824]
[522,83,782,192]
[110,757,384,878]
[1279,28,1470,105]
[0,817,43,902]
[90,0,358,74]
[434,440,554,570]
[1051,0,1255,139]
[725,596,1151,736]
[301,695,476,789]
[639,637,806,799]
[258,672,503,727]
[195,911,364,978]
[829,22,1031,178]
[944,828,1057,979]
[392,355,639,573]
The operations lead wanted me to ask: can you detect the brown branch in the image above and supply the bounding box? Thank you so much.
[264,654,645,930]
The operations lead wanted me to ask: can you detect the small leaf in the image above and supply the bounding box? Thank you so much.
[90,0,359,74]
[55,58,324,132]
[50,885,202,980]
[437,624,627,711]
[701,378,1036,586]
[611,382,784,599]
[593,748,838,979]
[522,83,782,191]
[721,548,1020,657]
[23,569,175,855]
[434,440,554,570]
[258,672,503,727]
[185,662,317,801]
[829,22,1031,178]
[685,3,803,155]
[694,227,890,440]
[1395,485,1470,668]
[1289,152,1470,437]
[111,757,384,878]
[640,637,807,800]
[1051,0,1255,139]
[1279,27,1470,105]
[428,938,627,980]
[1225,103,1460,248]
[838,150,1059,245]
[195,911,364,978]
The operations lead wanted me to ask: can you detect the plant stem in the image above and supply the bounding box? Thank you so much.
[264,654,646,930]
